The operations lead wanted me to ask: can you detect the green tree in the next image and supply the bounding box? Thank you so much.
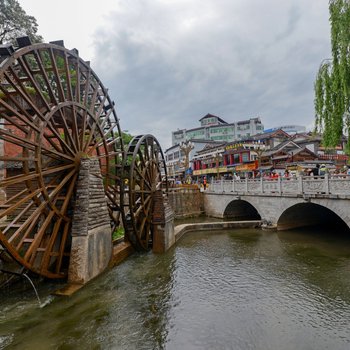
[314,0,350,153]
[122,131,133,146]
[0,0,43,45]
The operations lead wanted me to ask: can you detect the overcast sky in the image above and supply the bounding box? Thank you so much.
[19,0,331,149]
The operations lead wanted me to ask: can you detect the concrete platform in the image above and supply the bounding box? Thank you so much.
[174,220,262,242]
[54,240,134,297]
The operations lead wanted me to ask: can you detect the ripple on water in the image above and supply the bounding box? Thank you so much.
[164,229,350,349]
[1,228,350,349]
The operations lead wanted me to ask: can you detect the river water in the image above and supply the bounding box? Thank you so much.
[1,226,350,349]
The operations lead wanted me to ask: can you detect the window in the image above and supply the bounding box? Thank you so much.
[242,153,249,162]
[187,129,205,138]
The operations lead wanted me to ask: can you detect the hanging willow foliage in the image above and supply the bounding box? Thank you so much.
[314,0,350,153]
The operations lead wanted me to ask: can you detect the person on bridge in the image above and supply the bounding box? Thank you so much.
[319,164,327,176]
[271,170,279,179]
[203,177,207,190]
[312,164,320,177]
[283,169,290,178]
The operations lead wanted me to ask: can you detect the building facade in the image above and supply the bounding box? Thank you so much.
[192,141,262,178]
[165,140,221,178]
[172,113,264,146]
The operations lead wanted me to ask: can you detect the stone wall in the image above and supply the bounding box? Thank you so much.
[167,187,204,218]
[68,158,112,285]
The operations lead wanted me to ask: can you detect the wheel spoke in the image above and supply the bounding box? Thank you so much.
[0,163,75,188]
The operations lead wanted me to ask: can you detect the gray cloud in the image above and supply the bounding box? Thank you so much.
[91,0,331,149]
[274,4,301,42]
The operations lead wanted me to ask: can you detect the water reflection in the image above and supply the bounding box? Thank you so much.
[1,226,350,349]
[277,227,350,304]
[93,252,176,349]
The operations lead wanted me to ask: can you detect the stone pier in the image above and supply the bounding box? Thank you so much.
[68,158,112,285]
[152,190,175,253]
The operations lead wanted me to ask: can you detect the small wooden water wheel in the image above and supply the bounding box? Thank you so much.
[0,39,124,278]
[121,134,168,251]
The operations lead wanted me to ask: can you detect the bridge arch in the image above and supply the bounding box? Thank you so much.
[277,202,350,232]
[223,200,261,220]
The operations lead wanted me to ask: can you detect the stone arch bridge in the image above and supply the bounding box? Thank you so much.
[204,176,350,231]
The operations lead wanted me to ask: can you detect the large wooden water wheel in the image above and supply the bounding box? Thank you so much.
[121,134,168,251]
[0,39,124,278]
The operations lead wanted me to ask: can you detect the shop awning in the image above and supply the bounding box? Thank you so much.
[235,162,258,171]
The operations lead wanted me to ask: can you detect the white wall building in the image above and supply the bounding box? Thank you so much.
[172,113,264,146]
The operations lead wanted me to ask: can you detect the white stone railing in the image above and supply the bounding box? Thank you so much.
[207,175,350,196]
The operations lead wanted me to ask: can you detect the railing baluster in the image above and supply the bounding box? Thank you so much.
[325,173,329,194]
[299,176,303,194]
[278,177,281,194]
[205,176,350,196]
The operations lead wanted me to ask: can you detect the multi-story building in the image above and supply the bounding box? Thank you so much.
[192,141,265,178]
[165,139,221,178]
[172,113,264,146]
